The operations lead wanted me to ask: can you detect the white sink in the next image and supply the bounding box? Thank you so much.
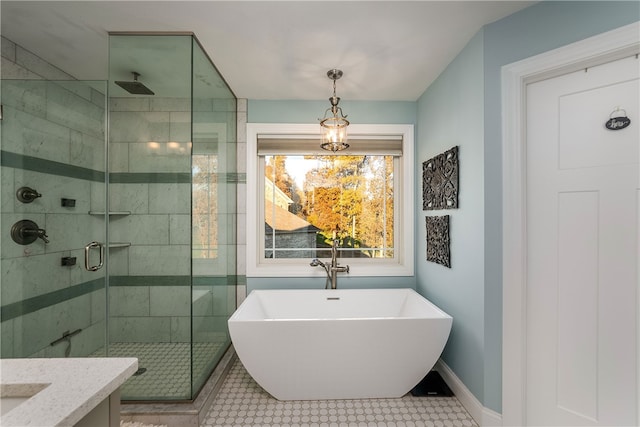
[1,397,29,416]
[0,383,48,416]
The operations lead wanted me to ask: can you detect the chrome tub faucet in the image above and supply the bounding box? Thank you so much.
[310,239,349,289]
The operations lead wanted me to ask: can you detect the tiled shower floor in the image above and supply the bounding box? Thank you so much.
[201,358,478,427]
[93,342,224,399]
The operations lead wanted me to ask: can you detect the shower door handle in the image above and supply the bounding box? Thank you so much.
[84,241,104,271]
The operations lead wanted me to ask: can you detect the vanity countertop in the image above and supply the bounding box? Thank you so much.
[0,357,137,426]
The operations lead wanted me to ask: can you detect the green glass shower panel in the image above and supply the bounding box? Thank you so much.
[108,34,194,401]
[107,33,236,402]
[190,36,237,397]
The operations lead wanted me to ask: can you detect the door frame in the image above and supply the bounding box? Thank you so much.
[501,22,639,426]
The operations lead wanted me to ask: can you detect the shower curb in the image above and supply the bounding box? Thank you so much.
[119,345,236,427]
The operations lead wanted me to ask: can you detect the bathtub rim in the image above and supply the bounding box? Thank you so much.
[229,287,452,322]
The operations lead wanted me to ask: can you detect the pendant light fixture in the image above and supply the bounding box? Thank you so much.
[319,69,350,152]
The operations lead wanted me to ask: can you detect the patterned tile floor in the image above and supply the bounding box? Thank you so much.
[201,359,478,427]
[93,342,224,400]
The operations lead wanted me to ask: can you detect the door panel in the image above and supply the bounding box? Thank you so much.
[559,79,638,169]
[526,55,638,426]
[556,191,599,420]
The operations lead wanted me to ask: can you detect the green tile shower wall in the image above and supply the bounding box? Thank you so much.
[1,39,237,361]
[107,279,235,343]
[1,276,236,350]
[1,151,105,182]
[106,95,194,287]
[106,96,238,302]
[107,96,228,298]
[0,284,107,358]
[0,44,110,359]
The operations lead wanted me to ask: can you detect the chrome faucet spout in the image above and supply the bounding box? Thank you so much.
[328,238,349,289]
[310,239,349,289]
[331,239,339,267]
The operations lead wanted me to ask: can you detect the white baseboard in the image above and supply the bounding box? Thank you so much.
[434,359,502,427]
[482,407,503,427]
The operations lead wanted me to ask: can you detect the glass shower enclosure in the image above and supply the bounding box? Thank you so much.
[0,33,237,401]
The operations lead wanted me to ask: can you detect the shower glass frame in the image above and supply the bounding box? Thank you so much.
[107,33,237,401]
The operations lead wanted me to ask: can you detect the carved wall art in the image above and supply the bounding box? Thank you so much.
[422,146,459,210]
[426,215,450,268]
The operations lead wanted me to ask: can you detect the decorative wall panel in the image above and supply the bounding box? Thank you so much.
[422,146,459,210]
[426,215,451,268]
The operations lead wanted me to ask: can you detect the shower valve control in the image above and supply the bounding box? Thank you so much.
[16,186,42,203]
[11,220,49,245]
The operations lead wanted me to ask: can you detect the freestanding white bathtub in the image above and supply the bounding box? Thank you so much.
[228,288,452,400]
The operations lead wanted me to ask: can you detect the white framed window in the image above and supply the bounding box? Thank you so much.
[246,123,414,277]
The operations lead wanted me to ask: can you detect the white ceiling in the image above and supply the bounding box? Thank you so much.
[1,1,534,101]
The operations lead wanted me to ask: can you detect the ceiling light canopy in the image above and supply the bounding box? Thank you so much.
[319,69,350,152]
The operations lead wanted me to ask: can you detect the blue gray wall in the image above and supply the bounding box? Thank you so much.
[416,0,639,414]
[415,29,485,407]
[248,100,417,126]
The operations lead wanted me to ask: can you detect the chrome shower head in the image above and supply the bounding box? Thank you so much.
[310,259,325,267]
[115,72,154,95]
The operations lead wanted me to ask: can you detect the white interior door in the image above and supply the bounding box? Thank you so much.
[525,54,638,426]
